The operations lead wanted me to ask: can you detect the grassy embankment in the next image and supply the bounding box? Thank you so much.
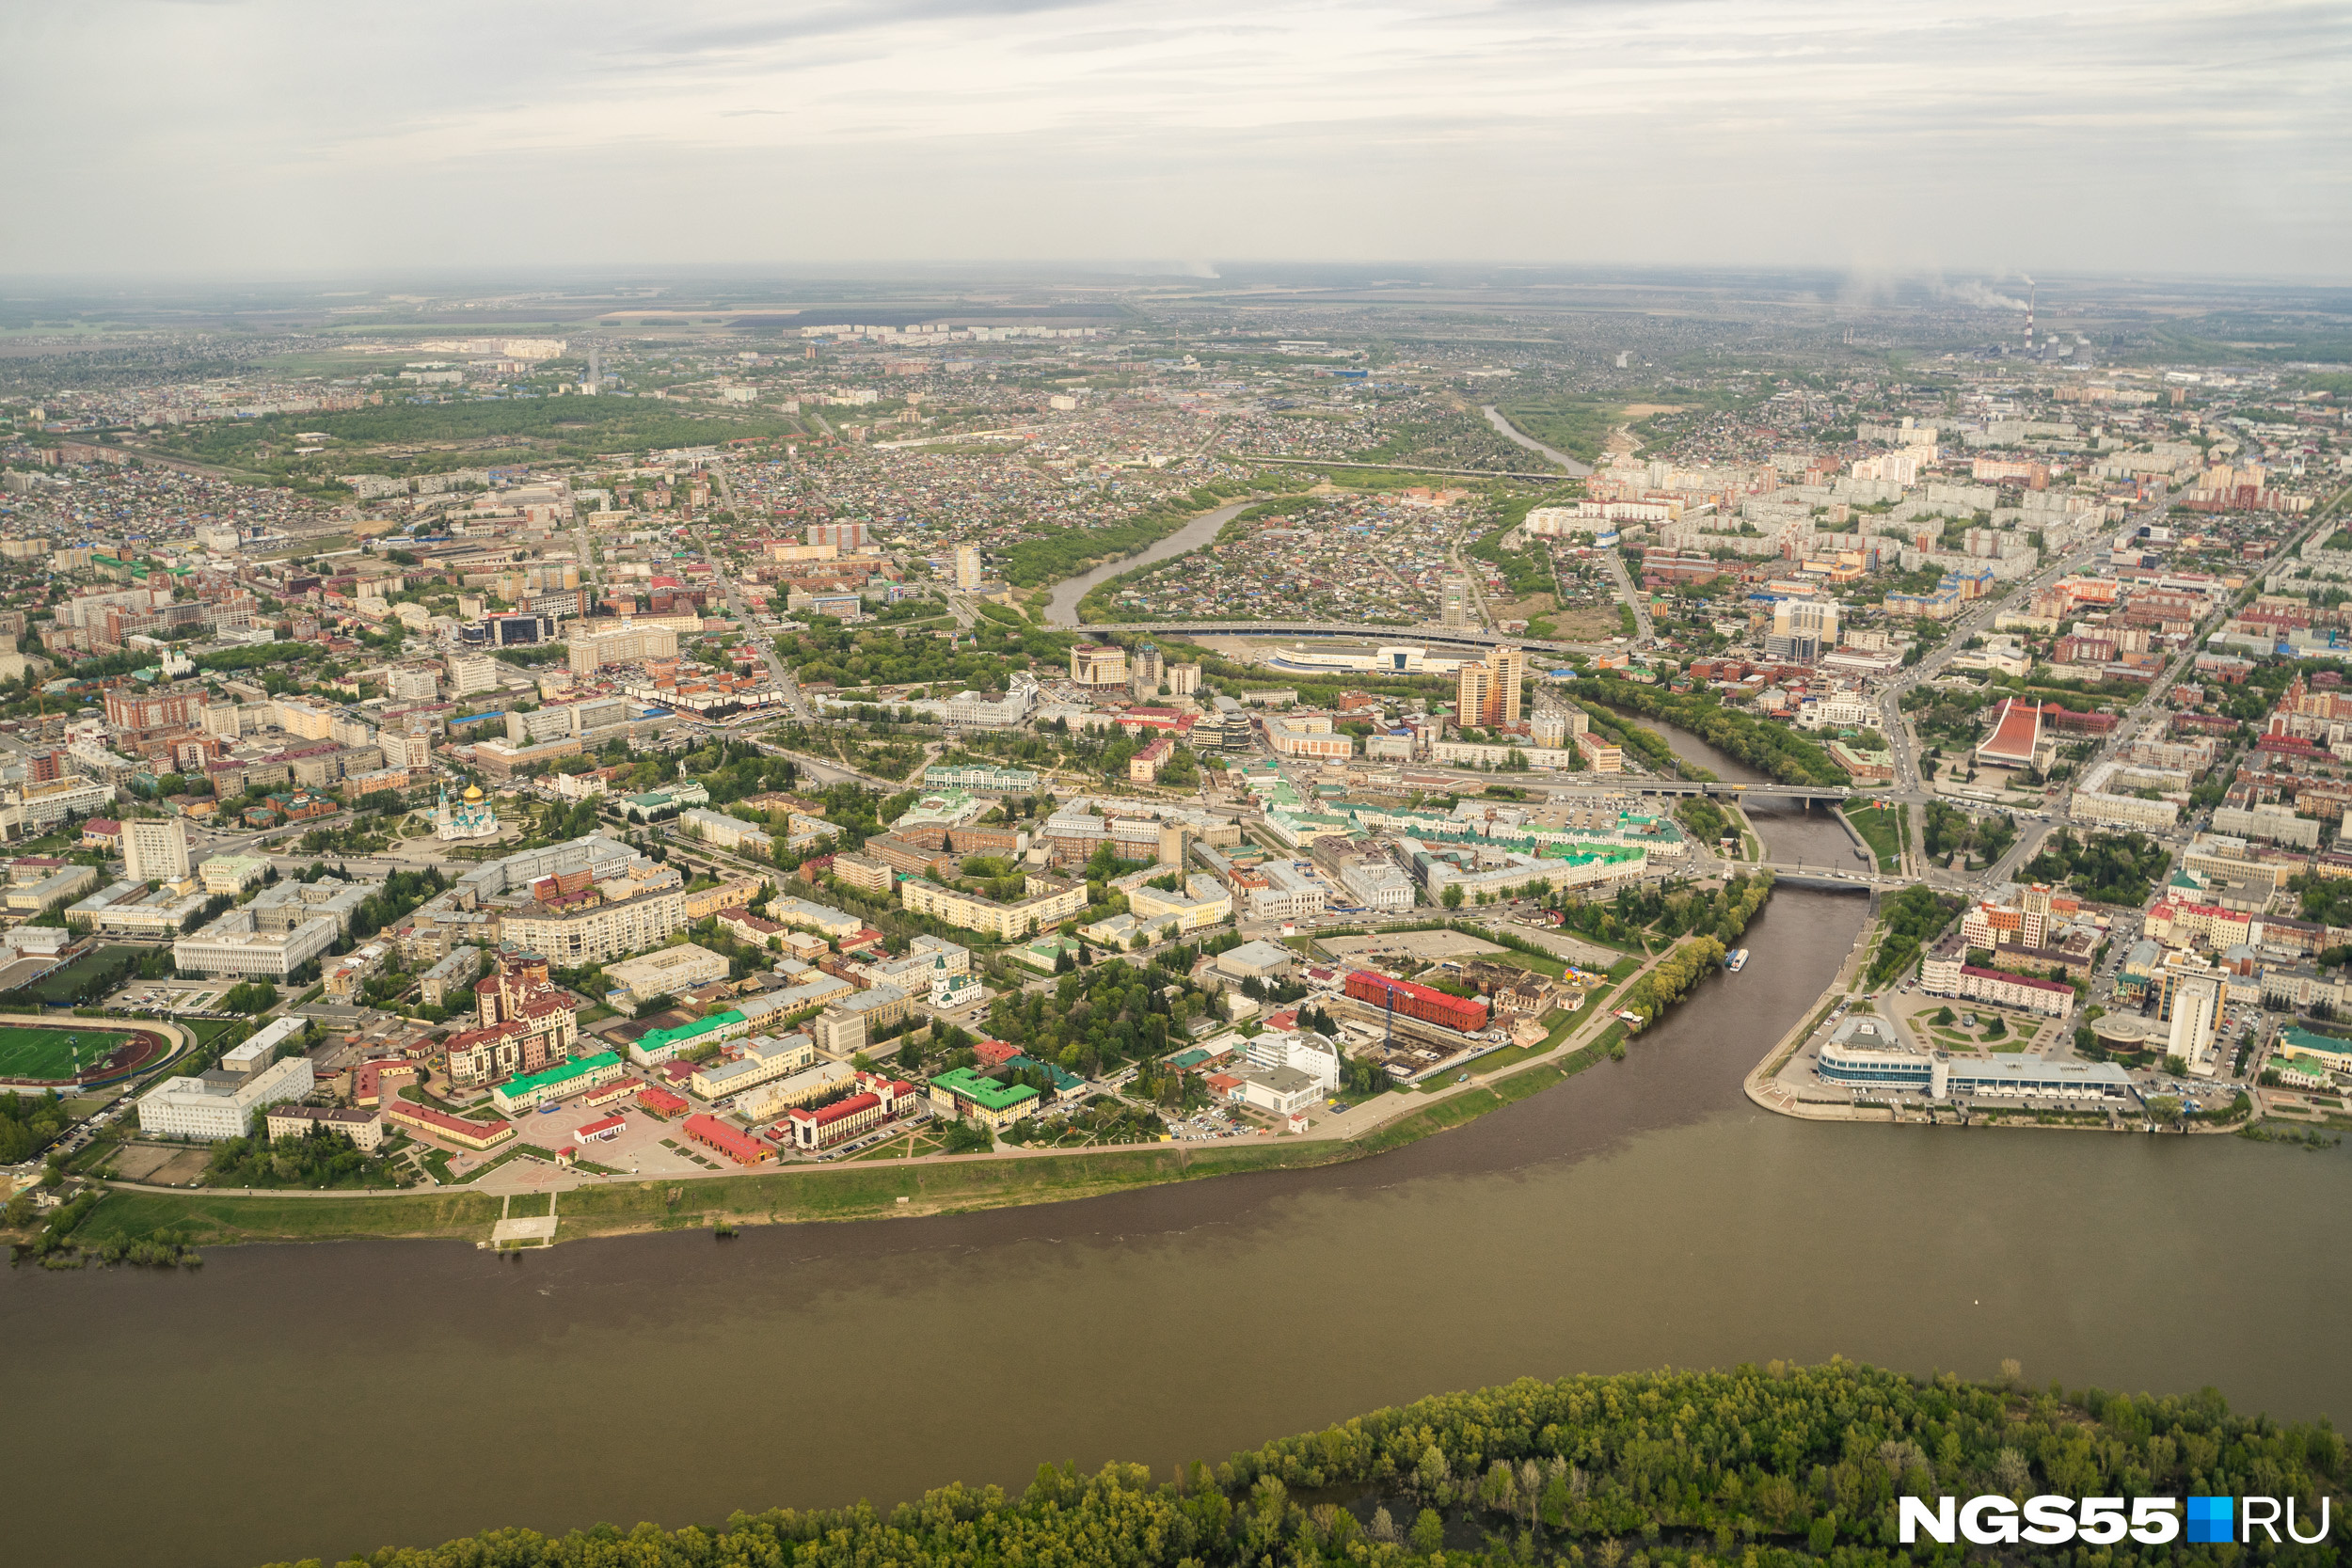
[1840,800,1907,873]
[72,977,1660,1251]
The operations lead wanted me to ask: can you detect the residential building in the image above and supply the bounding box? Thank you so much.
[123,816,190,883]
[1454,646,1525,729]
[262,1104,385,1151]
[568,622,680,674]
[678,806,770,853]
[419,946,481,1006]
[496,879,688,966]
[831,853,894,895]
[1917,957,2075,1017]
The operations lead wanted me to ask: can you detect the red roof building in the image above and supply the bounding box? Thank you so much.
[1343,970,1489,1033]
[575,1113,626,1142]
[972,1038,1024,1069]
[1975,696,2043,768]
[684,1113,773,1166]
[636,1085,688,1116]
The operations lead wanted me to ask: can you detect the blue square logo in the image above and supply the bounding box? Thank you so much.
[2186,1497,2233,1544]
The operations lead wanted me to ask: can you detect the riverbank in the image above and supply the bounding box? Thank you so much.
[1041,499,1250,626]
[1740,911,2256,1136]
[57,931,1699,1252]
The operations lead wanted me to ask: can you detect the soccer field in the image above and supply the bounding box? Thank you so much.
[0,1025,115,1081]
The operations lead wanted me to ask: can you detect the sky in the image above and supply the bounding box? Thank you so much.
[2,0,2344,278]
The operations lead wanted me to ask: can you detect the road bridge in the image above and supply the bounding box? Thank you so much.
[1601,780,1851,803]
[1100,620,1582,656]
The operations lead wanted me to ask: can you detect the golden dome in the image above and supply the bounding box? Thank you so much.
[463,784,484,801]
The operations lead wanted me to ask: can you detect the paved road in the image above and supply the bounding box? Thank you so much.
[701,467,810,719]
[1599,546,1655,642]
[1479,405,1593,477]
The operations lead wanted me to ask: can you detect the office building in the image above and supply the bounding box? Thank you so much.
[122,816,191,883]
[2166,970,2224,1073]
[603,942,730,1003]
[446,652,500,695]
[136,1052,313,1141]
[172,910,340,977]
[1070,643,1128,687]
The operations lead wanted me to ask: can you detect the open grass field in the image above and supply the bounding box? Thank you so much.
[2,944,142,1007]
[0,1024,117,1081]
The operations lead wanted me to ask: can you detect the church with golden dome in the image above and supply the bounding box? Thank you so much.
[435,781,501,842]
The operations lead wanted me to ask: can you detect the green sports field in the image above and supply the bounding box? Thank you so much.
[0,1025,120,1081]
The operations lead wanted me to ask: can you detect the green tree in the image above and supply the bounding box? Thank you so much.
[1440,883,1465,911]
[1409,1507,1446,1556]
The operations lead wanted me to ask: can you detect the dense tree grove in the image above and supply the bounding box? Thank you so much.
[1558,875,1772,954]
[203,1123,400,1191]
[1867,886,1963,988]
[0,1089,67,1164]
[1571,679,1848,788]
[776,613,1070,692]
[2021,832,2171,910]
[1618,938,1727,1026]
[263,1362,2349,1568]
[979,958,1216,1079]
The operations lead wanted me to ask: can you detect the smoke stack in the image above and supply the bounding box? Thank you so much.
[2025,287,2035,351]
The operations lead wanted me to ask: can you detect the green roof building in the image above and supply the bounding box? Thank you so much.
[490,1051,626,1116]
[628,1009,751,1067]
[927,1066,1040,1131]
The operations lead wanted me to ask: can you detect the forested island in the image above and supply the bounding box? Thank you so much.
[264,1362,2345,1568]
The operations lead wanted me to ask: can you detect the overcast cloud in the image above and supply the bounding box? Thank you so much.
[2,0,2344,277]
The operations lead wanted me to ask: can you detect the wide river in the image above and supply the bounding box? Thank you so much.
[8,706,2350,1568]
